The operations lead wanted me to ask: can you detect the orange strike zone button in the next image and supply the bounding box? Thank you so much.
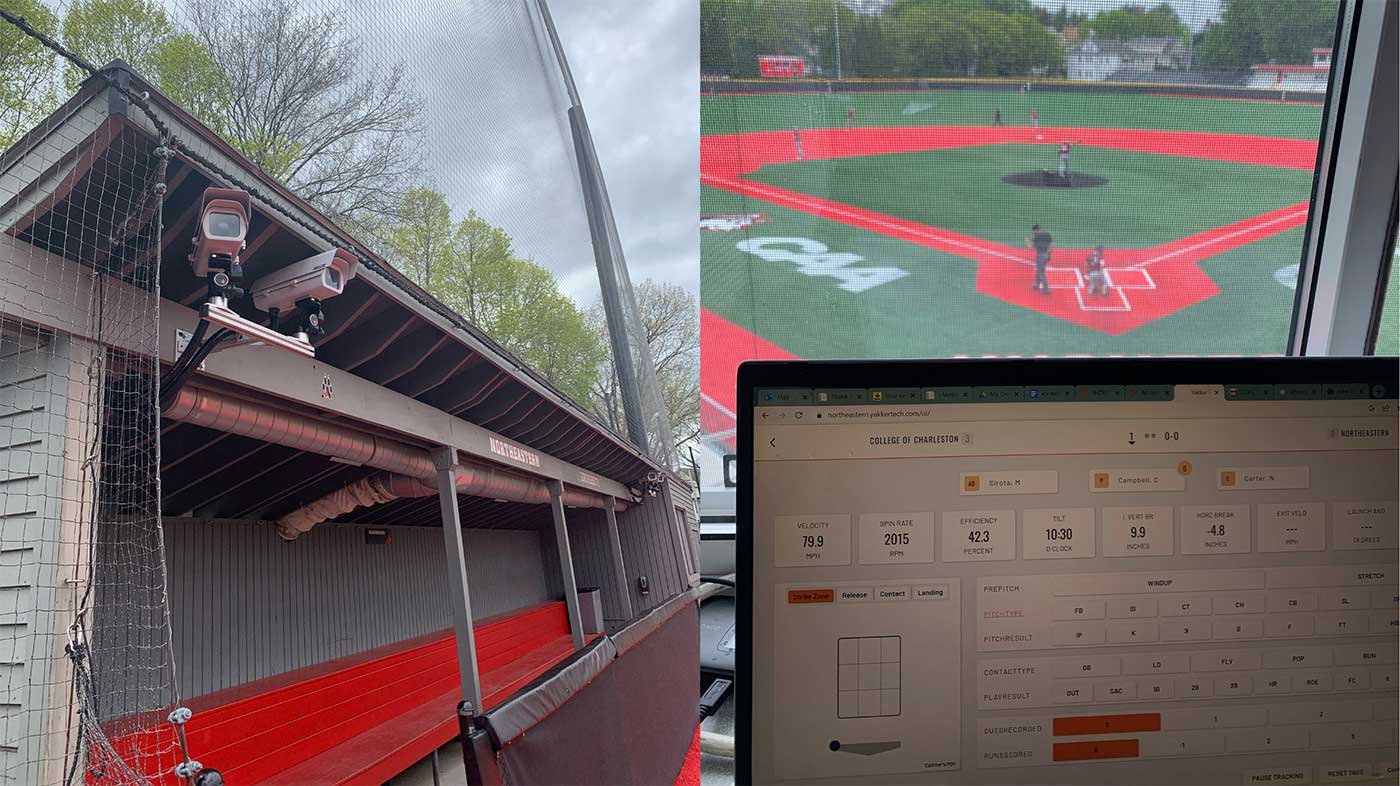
[1052,739,1140,762]
[788,589,834,604]
[1053,713,1161,736]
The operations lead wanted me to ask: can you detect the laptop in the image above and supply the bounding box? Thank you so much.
[736,357,1398,785]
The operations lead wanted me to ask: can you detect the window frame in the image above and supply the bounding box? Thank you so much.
[674,503,701,585]
[1291,0,1398,356]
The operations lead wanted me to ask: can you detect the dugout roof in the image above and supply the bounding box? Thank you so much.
[0,60,680,529]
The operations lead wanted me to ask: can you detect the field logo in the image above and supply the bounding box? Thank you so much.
[1274,264,1298,290]
[736,236,908,293]
[701,212,771,232]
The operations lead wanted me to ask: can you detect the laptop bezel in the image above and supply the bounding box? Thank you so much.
[735,355,1397,783]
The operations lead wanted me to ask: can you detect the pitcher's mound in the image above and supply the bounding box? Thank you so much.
[1001,171,1108,188]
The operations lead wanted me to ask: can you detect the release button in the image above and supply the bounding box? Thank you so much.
[788,589,834,604]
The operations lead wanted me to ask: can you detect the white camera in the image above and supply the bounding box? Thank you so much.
[250,248,358,313]
[189,187,251,278]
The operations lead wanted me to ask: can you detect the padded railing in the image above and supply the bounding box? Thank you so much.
[477,591,701,785]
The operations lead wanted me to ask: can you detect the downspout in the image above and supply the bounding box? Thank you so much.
[163,386,624,540]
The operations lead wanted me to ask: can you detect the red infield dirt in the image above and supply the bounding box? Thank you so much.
[700,126,1317,449]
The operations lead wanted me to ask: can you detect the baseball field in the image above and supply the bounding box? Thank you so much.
[700,87,1399,446]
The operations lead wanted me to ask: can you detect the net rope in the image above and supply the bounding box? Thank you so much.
[3,1,674,782]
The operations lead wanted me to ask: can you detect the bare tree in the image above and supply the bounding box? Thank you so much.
[181,0,423,227]
[588,280,700,472]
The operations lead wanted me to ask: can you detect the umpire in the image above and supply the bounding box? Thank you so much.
[1027,223,1052,294]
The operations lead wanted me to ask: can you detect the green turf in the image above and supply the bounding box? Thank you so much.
[1377,255,1399,356]
[702,89,1326,139]
[702,184,1301,357]
[701,90,1399,360]
[744,145,1311,249]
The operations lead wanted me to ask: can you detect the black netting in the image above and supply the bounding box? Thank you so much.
[2,0,680,782]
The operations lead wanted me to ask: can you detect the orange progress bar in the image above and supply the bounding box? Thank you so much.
[1052,739,1140,762]
[1054,713,1161,736]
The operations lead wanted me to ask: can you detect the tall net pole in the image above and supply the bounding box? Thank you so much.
[533,0,676,469]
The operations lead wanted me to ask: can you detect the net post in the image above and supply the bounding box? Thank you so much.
[434,446,483,711]
[549,481,585,650]
[604,496,634,621]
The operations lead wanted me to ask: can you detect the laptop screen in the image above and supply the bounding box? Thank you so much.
[741,359,1398,785]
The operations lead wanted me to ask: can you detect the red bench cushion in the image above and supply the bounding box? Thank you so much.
[109,601,580,785]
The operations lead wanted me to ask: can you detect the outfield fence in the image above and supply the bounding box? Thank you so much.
[701,76,1326,105]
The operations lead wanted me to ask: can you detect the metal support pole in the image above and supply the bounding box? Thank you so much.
[833,0,842,80]
[434,446,483,711]
[549,481,586,649]
[659,479,694,584]
[603,497,634,621]
[537,0,670,464]
[459,701,502,786]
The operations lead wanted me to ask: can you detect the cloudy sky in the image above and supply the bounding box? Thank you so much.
[550,2,700,303]
[334,0,699,308]
[205,0,700,309]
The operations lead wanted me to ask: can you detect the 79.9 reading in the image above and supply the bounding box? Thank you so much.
[802,535,824,548]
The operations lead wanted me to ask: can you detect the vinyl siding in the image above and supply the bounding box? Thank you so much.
[0,330,71,784]
[163,518,556,698]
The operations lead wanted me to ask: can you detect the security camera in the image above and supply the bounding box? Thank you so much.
[251,248,357,312]
[189,187,251,279]
[250,248,358,336]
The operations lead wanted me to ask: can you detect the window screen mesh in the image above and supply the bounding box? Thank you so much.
[699,0,1342,456]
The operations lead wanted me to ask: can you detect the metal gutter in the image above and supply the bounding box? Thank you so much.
[164,385,622,539]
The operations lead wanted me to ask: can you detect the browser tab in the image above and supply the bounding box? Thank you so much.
[1225,384,1274,400]
[814,388,866,404]
[1275,383,1321,400]
[868,387,920,404]
[756,388,813,406]
[1125,384,1174,401]
[1176,384,1224,400]
[1075,385,1125,401]
[1322,383,1370,399]
[973,386,1025,402]
[1025,385,1075,402]
[922,387,973,403]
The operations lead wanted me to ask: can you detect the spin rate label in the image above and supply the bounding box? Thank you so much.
[775,514,852,567]
[859,512,936,564]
